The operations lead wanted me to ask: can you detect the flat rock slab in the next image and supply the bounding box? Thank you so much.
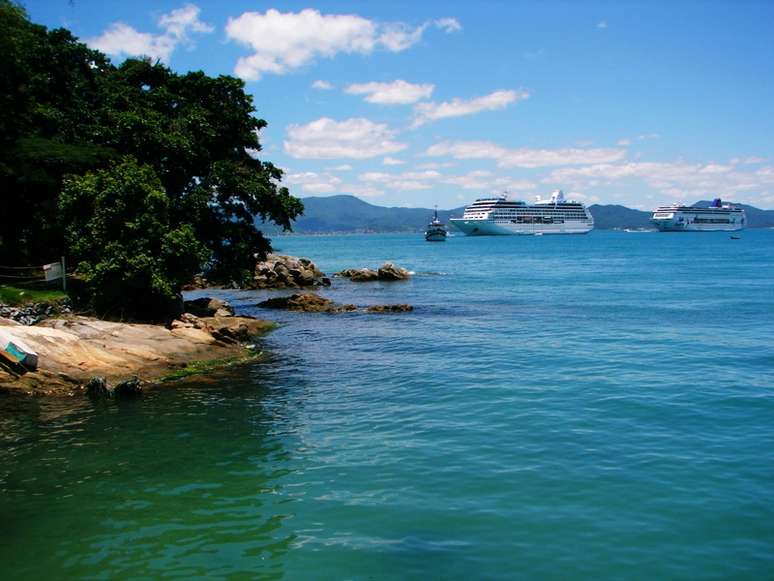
[0,315,272,395]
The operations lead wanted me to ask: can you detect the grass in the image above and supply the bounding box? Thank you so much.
[160,350,265,382]
[0,285,68,306]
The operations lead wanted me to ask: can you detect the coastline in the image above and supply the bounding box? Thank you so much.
[0,314,274,397]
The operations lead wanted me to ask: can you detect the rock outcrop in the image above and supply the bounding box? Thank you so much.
[335,262,411,282]
[366,304,414,313]
[183,297,234,318]
[0,314,273,396]
[253,255,331,289]
[0,300,73,326]
[257,294,413,314]
[257,293,356,313]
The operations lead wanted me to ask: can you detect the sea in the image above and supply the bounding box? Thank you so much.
[1,230,773,579]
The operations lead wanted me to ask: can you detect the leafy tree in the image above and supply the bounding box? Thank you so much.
[59,156,207,320]
[0,1,303,314]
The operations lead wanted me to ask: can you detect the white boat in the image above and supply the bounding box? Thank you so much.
[425,207,447,241]
[449,190,594,235]
[650,198,745,232]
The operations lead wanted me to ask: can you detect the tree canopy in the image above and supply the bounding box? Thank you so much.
[0,0,302,316]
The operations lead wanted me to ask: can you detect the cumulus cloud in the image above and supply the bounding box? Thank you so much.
[345,80,434,105]
[434,17,462,33]
[87,4,213,63]
[226,9,462,81]
[285,171,342,194]
[284,117,407,159]
[425,140,626,168]
[312,80,333,90]
[412,90,529,127]
[383,157,405,166]
[546,160,774,204]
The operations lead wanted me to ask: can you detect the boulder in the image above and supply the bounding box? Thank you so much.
[183,297,234,318]
[113,376,142,398]
[366,304,414,313]
[257,293,356,313]
[377,262,411,281]
[334,268,379,282]
[198,316,275,342]
[335,263,411,282]
[253,255,330,289]
[86,376,109,398]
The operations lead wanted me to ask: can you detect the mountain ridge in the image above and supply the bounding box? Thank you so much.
[258,195,774,233]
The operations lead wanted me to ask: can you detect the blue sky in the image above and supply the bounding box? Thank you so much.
[23,0,774,209]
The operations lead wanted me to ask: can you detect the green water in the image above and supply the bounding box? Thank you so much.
[2,231,774,579]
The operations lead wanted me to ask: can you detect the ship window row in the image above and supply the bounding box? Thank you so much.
[693,218,731,224]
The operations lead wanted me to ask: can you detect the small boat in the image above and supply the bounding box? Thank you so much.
[0,329,38,370]
[425,207,447,242]
[731,235,740,240]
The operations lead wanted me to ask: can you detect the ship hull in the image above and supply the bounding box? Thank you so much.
[651,220,743,232]
[450,219,592,236]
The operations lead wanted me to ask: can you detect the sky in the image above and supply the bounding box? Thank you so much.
[23,0,774,210]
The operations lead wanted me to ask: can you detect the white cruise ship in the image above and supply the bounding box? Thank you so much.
[650,198,745,232]
[449,190,594,235]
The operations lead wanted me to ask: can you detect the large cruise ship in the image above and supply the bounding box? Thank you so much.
[449,190,594,235]
[650,198,745,232]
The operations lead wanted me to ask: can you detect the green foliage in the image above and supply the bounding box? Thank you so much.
[0,285,67,306]
[59,157,207,319]
[0,1,303,317]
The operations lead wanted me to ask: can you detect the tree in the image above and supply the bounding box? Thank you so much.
[0,2,303,314]
[59,156,207,320]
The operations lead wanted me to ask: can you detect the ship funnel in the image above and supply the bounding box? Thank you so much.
[712,197,722,208]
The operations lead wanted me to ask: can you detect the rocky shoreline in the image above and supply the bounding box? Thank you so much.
[0,255,415,398]
[0,299,273,397]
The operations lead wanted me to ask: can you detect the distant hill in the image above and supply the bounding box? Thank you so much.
[257,195,774,233]
[587,204,652,229]
[259,195,464,233]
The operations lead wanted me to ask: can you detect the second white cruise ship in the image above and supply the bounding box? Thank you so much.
[650,198,745,232]
[450,190,594,235]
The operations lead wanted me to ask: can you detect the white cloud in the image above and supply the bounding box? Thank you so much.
[358,169,441,191]
[412,89,529,127]
[327,164,353,171]
[731,156,765,165]
[285,171,342,194]
[87,4,213,63]
[383,157,405,166]
[434,17,462,33]
[226,9,460,81]
[597,20,608,29]
[546,161,774,204]
[312,80,333,90]
[285,117,407,159]
[426,140,626,168]
[346,80,434,105]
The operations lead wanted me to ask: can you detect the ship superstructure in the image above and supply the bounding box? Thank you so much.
[449,190,594,235]
[650,198,745,232]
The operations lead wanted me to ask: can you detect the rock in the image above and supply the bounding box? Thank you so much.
[198,316,275,342]
[86,376,109,398]
[183,297,234,318]
[366,304,414,313]
[257,293,356,313]
[335,263,411,282]
[377,262,411,281]
[335,268,379,282]
[0,299,73,326]
[182,275,209,291]
[253,254,329,289]
[113,376,142,398]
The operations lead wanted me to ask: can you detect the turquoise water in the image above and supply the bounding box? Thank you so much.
[2,230,774,579]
